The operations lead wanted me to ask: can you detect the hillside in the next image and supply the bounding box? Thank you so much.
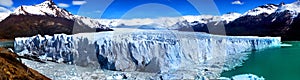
[0,48,50,79]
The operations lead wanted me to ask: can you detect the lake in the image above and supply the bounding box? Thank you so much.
[0,41,14,48]
[221,41,300,80]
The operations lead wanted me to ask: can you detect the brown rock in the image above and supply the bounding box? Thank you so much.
[0,48,50,80]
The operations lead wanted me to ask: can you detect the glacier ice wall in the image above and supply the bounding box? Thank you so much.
[14,30,281,76]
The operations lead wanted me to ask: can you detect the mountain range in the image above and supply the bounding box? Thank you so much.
[178,1,300,40]
[223,1,300,40]
[98,1,300,40]
[1,0,300,40]
[0,0,112,39]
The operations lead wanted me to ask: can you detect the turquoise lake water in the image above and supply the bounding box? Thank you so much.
[0,41,14,48]
[221,41,300,80]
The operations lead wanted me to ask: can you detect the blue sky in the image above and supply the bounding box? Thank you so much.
[0,0,296,19]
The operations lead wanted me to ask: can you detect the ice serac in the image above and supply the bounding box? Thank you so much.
[14,29,281,77]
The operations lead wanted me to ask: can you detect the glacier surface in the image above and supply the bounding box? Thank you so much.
[14,29,280,78]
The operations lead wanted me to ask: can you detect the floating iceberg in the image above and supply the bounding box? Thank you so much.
[14,29,281,78]
[232,74,265,80]
[218,74,265,80]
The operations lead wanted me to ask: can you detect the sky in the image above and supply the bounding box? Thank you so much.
[0,0,297,19]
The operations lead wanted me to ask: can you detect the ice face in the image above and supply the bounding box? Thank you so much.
[14,29,281,77]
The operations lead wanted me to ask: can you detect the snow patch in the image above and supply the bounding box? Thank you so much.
[0,12,10,22]
[244,4,278,16]
[277,1,300,18]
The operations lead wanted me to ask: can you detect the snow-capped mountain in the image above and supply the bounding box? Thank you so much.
[13,0,73,19]
[98,17,185,29]
[10,0,109,29]
[0,0,112,39]
[241,1,300,17]
[97,13,241,29]
[91,1,300,31]
[278,1,300,12]
[243,4,279,16]
[1,0,300,40]
[221,1,300,40]
[0,0,243,31]
[171,1,300,40]
[277,1,300,18]
[73,15,110,29]
[221,12,242,23]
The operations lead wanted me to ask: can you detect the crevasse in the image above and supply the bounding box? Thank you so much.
[14,29,281,76]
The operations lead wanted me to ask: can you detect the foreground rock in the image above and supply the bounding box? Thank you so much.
[0,48,50,80]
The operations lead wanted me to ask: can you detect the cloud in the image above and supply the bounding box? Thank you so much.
[0,7,11,13]
[231,0,244,5]
[94,10,101,13]
[0,0,13,7]
[58,3,70,8]
[72,1,87,5]
[80,10,102,15]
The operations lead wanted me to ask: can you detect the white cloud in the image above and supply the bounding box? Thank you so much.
[58,3,70,8]
[0,0,13,7]
[0,7,11,13]
[94,10,101,13]
[72,1,87,5]
[231,0,244,5]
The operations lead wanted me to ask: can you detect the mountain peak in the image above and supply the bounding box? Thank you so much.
[275,0,300,18]
[221,12,242,23]
[243,3,279,16]
[277,1,300,12]
[12,0,73,19]
[279,2,285,6]
[36,0,56,6]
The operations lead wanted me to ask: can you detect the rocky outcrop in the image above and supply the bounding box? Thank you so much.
[0,48,50,80]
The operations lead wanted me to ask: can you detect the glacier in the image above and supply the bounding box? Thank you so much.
[14,28,281,78]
